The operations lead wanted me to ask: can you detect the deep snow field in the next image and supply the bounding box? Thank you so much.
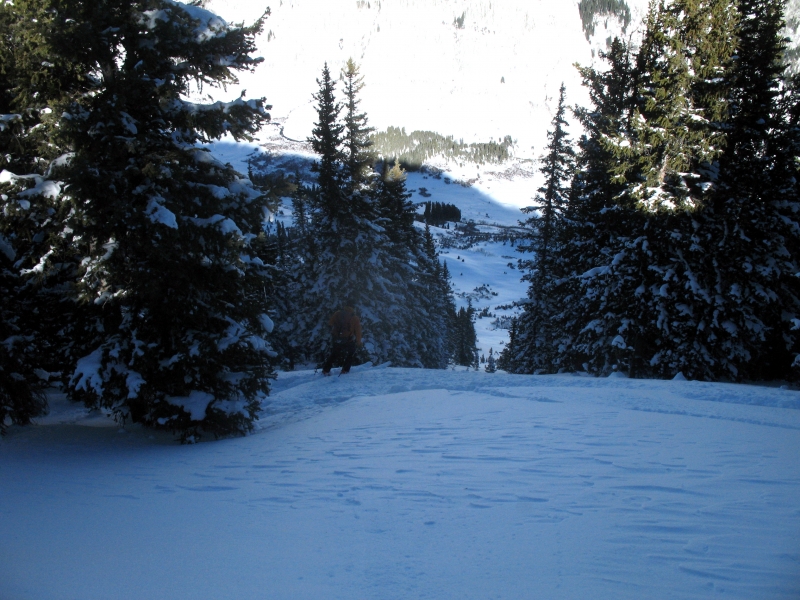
[2,367,799,599]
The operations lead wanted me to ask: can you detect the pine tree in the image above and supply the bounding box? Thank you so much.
[510,0,798,381]
[271,174,316,369]
[0,0,109,428]
[485,348,497,373]
[0,249,47,434]
[521,83,575,268]
[422,225,457,367]
[302,62,396,366]
[376,162,448,368]
[296,62,454,370]
[341,59,375,190]
[703,0,800,379]
[309,63,345,214]
[452,302,478,367]
[512,83,576,373]
[545,37,636,376]
[1,0,276,439]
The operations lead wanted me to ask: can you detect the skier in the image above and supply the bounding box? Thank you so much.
[322,305,362,376]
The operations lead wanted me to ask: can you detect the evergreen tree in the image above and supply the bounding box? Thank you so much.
[702,0,800,379]
[309,62,345,212]
[586,0,733,378]
[512,83,576,373]
[301,63,399,366]
[341,59,375,189]
[0,0,89,427]
[510,0,798,381]
[485,348,497,373]
[521,83,575,267]
[0,249,47,434]
[452,302,478,367]
[293,62,455,370]
[376,162,447,367]
[1,0,275,439]
[271,174,316,369]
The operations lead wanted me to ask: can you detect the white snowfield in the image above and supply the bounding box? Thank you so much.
[202,0,651,156]
[2,367,799,599]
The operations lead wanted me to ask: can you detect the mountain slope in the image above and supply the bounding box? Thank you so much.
[203,0,651,155]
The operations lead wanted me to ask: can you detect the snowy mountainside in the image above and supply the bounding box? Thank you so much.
[222,130,532,358]
[203,0,651,157]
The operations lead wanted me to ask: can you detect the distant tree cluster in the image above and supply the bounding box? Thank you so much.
[421,202,462,226]
[578,0,631,40]
[371,127,514,170]
[505,0,800,382]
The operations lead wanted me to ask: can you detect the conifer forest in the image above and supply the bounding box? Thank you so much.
[1,0,799,442]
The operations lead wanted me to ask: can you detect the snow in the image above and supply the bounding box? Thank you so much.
[71,348,105,396]
[2,368,799,599]
[145,196,178,229]
[165,390,215,421]
[200,0,652,162]
[0,232,15,261]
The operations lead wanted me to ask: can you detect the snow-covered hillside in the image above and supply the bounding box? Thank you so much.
[2,368,799,599]
[203,0,651,157]
[213,135,531,356]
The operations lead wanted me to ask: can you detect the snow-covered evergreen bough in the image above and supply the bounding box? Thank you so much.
[0,0,275,440]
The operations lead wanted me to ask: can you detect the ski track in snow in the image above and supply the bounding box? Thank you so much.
[2,369,799,599]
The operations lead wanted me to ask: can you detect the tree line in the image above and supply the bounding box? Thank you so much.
[502,0,800,382]
[420,202,462,226]
[370,126,514,170]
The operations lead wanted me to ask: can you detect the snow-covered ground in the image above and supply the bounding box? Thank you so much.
[2,367,799,599]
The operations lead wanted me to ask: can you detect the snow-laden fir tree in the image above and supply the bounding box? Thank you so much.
[701,0,800,379]
[376,162,453,368]
[0,0,98,429]
[510,0,798,381]
[1,0,276,439]
[604,0,738,379]
[535,37,637,376]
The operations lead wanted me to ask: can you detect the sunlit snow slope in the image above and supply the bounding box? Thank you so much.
[203,0,651,156]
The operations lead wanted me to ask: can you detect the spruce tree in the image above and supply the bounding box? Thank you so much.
[510,0,799,380]
[452,303,478,367]
[704,0,800,379]
[298,62,453,369]
[309,63,345,213]
[513,83,576,373]
[1,0,276,439]
[341,59,375,190]
[0,0,90,428]
[572,0,735,378]
[302,61,393,365]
